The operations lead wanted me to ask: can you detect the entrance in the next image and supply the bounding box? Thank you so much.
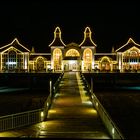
[64,60,80,71]
[69,62,77,71]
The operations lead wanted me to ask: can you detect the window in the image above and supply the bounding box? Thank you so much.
[83,48,92,70]
[53,48,62,70]
[66,49,80,57]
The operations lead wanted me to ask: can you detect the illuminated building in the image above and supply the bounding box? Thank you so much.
[0,27,140,72]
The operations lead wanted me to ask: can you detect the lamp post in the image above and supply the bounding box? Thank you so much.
[50,80,52,99]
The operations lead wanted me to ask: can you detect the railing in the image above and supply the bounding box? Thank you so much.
[80,72,124,139]
[0,109,43,131]
[0,72,64,132]
[42,72,64,120]
[53,72,64,94]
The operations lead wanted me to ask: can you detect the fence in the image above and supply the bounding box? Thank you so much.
[0,72,64,132]
[43,72,64,120]
[0,109,43,131]
[80,72,124,139]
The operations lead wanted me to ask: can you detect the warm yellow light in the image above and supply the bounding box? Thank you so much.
[90,109,97,114]
[53,48,62,70]
[80,27,97,46]
[122,46,140,54]
[40,122,46,129]
[112,128,115,134]
[116,37,140,52]
[96,102,98,107]
[1,46,23,54]
[48,109,56,113]
[85,108,97,114]
[41,111,44,117]
[0,38,30,52]
[49,27,66,47]
[100,56,111,63]
[66,49,80,57]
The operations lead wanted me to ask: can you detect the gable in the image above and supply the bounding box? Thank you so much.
[0,38,30,53]
[116,38,140,52]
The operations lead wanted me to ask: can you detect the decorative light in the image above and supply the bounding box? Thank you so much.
[1,46,23,54]
[49,27,66,47]
[96,102,98,107]
[79,27,97,46]
[116,38,140,52]
[112,128,115,134]
[0,38,30,52]
[40,111,44,120]
[66,49,80,56]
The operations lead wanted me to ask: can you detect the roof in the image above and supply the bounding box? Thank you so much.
[65,42,80,48]
[80,37,97,46]
[49,37,65,46]
[0,38,30,52]
[95,53,117,61]
[79,27,97,47]
[29,53,51,61]
[115,38,140,52]
[49,27,66,47]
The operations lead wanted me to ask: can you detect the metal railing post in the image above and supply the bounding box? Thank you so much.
[50,80,52,100]
[91,77,93,94]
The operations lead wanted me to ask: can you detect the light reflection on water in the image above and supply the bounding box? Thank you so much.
[0,87,29,93]
[118,86,140,90]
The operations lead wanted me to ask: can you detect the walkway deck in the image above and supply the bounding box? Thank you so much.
[38,72,110,139]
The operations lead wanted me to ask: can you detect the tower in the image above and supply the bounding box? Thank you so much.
[49,27,65,71]
[79,27,97,71]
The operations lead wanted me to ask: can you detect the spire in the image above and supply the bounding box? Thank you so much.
[79,27,97,47]
[55,27,61,38]
[49,27,66,47]
[31,46,35,53]
[84,27,91,38]
[112,46,115,53]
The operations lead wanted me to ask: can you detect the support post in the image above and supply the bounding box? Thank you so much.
[91,77,93,94]
[50,80,52,99]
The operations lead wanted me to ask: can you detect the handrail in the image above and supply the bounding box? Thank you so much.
[0,108,43,132]
[43,71,64,120]
[92,94,124,139]
[53,72,64,93]
[0,108,43,119]
[80,72,124,139]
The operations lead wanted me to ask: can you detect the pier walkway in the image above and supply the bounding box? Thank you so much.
[38,72,110,139]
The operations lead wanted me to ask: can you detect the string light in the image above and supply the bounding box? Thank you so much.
[116,38,140,52]
[49,27,66,47]
[79,27,97,47]
[0,38,30,52]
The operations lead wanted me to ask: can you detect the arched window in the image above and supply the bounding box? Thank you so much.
[8,50,17,70]
[53,48,62,70]
[100,57,111,71]
[83,48,92,70]
[66,49,80,57]
[36,57,44,71]
[2,48,24,71]
[130,51,138,57]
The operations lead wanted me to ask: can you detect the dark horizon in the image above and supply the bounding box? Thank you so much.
[0,0,139,53]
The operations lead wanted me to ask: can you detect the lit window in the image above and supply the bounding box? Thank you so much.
[83,48,92,70]
[53,48,62,70]
[66,49,80,57]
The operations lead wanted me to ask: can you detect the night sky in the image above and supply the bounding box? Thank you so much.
[0,0,139,53]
